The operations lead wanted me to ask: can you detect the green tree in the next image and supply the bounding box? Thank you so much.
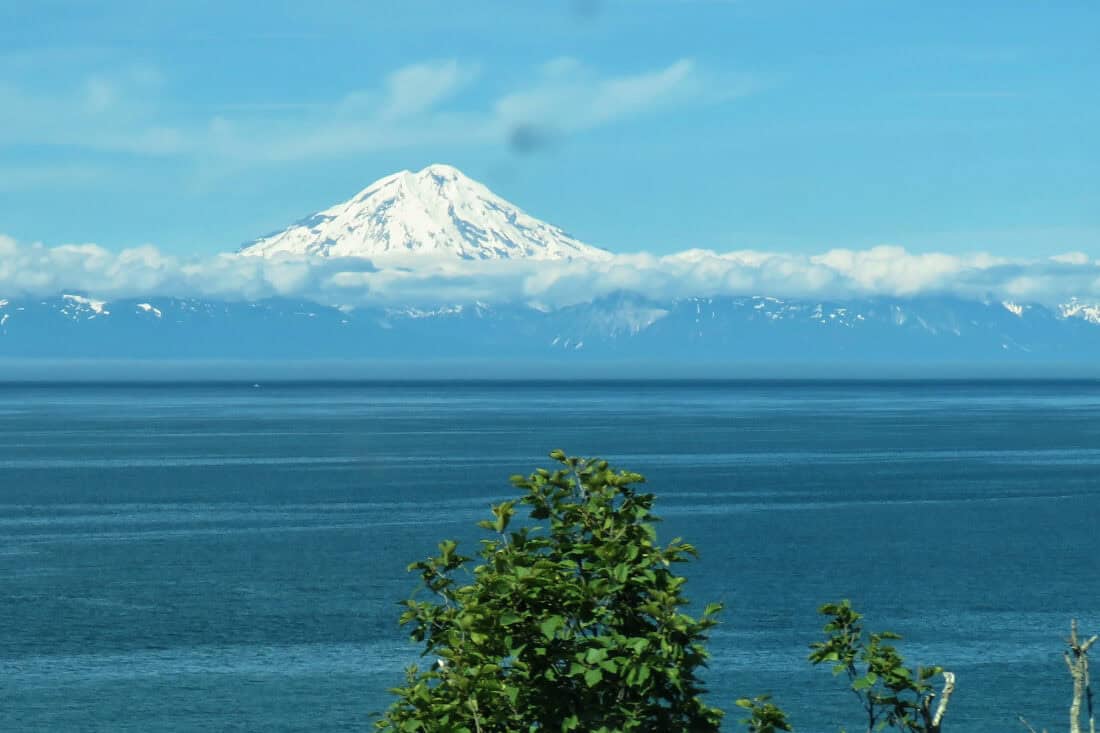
[377,450,726,732]
[808,600,954,733]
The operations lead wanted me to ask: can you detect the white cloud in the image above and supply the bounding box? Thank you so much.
[205,57,720,163]
[0,66,183,156]
[493,58,704,132]
[382,60,481,120]
[807,246,1004,296]
[2,234,1100,310]
[0,57,736,166]
[1050,251,1092,265]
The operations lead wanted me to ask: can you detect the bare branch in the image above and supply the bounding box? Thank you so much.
[1068,620,1096,733]
[932,671,956,728]
[1017,714,1046,733]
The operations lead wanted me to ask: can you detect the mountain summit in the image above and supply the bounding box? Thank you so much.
[239,164,609,261]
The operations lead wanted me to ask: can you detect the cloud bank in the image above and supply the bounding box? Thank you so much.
[3,234,1099,309]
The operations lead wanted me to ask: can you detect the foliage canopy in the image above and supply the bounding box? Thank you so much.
[377,450,725,733]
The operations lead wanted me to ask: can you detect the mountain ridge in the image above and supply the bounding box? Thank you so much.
[5,292,1100,363]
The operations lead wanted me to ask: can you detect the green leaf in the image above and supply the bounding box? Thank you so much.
[852,674,875,691]
[584,647,608,664]
[540,615,564,640]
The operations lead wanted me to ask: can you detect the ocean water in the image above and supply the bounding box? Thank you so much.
[1,380,1098,732]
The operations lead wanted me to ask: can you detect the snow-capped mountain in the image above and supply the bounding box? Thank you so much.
[239,164,608,262]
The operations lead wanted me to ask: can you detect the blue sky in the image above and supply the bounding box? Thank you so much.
[1,0,1097,258]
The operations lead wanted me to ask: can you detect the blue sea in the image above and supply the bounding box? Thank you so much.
[2,380,1098,731]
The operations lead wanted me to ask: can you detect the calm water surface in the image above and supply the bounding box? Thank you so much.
[1,381,1098,731]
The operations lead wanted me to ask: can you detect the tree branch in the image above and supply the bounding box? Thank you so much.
[1067,620,1097,733]
[1017,714,1046,733]
[931,671,956,729]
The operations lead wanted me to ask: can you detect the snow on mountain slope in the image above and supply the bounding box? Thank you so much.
[61,294,110,318]
[1059,298,1100,324]
[239,164,609,262]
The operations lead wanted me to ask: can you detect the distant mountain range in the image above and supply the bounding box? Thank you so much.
[4,165,1100,365]
[4,292,1100,362]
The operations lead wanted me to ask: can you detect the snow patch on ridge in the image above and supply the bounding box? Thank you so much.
[62,294,109,318]
[1059,299,1100,325]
